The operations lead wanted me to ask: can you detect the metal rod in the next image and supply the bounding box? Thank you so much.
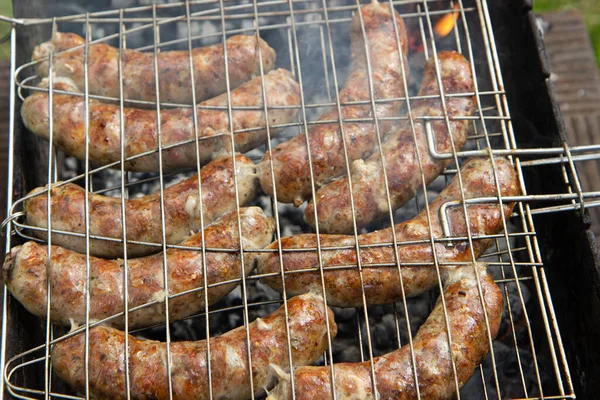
[439,193,600,238]
[0,24,18,399]
[540,269,575,396]
[117,9,132,400]
[250,3,298,399]
[43,18,57,400]
[465,1,545,395]
[150,5,175,399]
[8,1,473,27]
[216,0,255,397]
[82,15,92,399]
[382,0,422,393]
[422,2,464,396]
[531,267,565,396]
[184,0,213,398]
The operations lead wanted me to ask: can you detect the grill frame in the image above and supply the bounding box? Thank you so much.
[1,0,597,398]
[501,3,600,398]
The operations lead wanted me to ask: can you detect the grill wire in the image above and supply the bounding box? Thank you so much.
[0,0,591,398]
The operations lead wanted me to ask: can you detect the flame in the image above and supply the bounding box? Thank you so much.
[434,4,461,38]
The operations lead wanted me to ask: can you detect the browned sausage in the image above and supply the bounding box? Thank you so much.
[267,263,503,399]
[21,69,300,172]
[257,1,408,205]
[24,154,258,258]
[305,51,475,233]
[51,293,337,400]
[33,31,277,104]
[4,207,275,328]
[257,157,518,307]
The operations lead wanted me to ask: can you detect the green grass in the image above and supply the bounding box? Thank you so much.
[533,0,600,67]
[0,0,12,60]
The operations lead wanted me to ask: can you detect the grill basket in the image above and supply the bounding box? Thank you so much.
[2,0,600,398]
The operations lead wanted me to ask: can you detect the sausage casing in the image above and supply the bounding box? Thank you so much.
[258,2,408,205]
[267,263,503,399]
[21,69,300,172]
[24,154,258,258]
[33,32,277,104]
[257,157,519,307]
[51,293,337,400]
[4,207,275,328]
[305,51,475,233]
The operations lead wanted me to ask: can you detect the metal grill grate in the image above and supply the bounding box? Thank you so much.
[1,0,594,398]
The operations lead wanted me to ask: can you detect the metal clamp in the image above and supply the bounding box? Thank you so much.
[439,192,600,240]
[0,211,26,234]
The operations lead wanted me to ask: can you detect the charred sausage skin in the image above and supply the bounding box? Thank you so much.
[258,2,408,205]
[51,293,338,400]
[24,154,258,258]
[21,69,300,172]
[257,157,519,307]
[4,207,275,328]
[305,51,475,233]
[33,32,277,104]
[267,263,503,399]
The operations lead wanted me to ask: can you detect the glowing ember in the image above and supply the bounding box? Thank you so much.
[434,4,461,38]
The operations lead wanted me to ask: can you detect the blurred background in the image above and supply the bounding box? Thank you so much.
[0,0,10,59]
[536,0,599,67]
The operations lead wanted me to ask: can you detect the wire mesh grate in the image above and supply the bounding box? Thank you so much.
[0,0,589,398]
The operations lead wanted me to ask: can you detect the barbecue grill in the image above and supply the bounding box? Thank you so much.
[1,0,599,398]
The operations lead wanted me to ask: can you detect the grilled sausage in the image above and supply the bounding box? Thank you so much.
[51,293,337,399]
[305,51,475,233]
[258,1,408,205]
[21,69,300,172]
[257,157,518,307]
[4,207,275,328]
[33,32,277,104]
[267,263,503,399]
[24,154,258,258]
